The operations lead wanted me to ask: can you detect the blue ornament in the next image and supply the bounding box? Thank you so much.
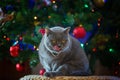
[28,44,35,51]
[18,41,27,50]
[70,32,92,44]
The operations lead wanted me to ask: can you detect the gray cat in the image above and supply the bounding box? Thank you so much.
[38,26,90,77]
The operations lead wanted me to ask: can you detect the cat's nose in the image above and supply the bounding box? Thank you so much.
[57,44,61,48]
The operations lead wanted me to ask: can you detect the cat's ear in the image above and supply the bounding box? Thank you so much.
[45,28,52,36]
[64,27,71,34]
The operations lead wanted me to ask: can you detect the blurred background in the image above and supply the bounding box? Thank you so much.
[0,0,120,80]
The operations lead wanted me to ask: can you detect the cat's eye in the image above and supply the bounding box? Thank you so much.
[52,40,56,43]
[62,40,66,43]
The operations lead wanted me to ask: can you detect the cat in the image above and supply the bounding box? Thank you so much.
[38,26,91,77]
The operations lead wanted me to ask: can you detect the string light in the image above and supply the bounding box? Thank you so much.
[85,43,88,45]
[79,24,83,27]
[97,23,100,27]
[6,37,10,41]
[92,48,96,52]
[52,0,56,3]
[34,16,37,20]
[92,9,94,12]
[13,41,18,46]
[3,35,7,38]
[118,62,120,65]
[84,4,88,8]
[80,43,84,48]
[97,18,101,27]
[109,48,114,52]
[34,45,37,50]
[48,16,51,19]
[36,48,39,51]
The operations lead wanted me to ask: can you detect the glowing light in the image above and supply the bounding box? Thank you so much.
[13,41,18,45]
[80,43,84,48]
[52,1,56,3]
[98,23,100,27]
[48,16,51,19]
[92,48,96,52]
[34,46,37,50]
[79,24,83,27]
[36,48,39,51]
[3,35,6,38]
[34,16,37,20]
[109,48,114,52]
[84,4,88,8]
[86,43,88,45]
[118,62,120,65]
[92,9,95,12]
[6,37,10,41]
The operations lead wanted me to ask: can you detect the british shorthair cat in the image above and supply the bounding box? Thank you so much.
[38,26,91,77]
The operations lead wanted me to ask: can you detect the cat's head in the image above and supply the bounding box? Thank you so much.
[44,26,70,55]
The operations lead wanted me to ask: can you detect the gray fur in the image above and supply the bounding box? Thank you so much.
[38,26,90,77]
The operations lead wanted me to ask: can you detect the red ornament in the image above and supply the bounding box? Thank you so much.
[19,36,23,41]
[73,26,86,38]
[16,63,24,72]
[39,28,45,36]
[10,45,19,57]
[92,48,97,52]
[6,37,10,41]
[39,68,46,75]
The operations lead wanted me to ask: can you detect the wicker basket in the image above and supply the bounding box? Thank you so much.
[20,75,120,80]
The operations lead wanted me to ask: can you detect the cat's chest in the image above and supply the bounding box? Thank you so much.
[44,53,70,66]
[42,57,62,71]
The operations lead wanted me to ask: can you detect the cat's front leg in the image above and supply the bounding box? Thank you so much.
[44,71,63,77]
[44,64,69,77]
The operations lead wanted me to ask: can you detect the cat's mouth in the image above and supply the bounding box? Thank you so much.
[53,45,61,52]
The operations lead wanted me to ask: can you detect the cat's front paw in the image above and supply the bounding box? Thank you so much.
[44,72,56,77]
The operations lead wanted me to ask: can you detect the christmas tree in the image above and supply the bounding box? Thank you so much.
[0,0,120,77]
[85,0,120,76]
